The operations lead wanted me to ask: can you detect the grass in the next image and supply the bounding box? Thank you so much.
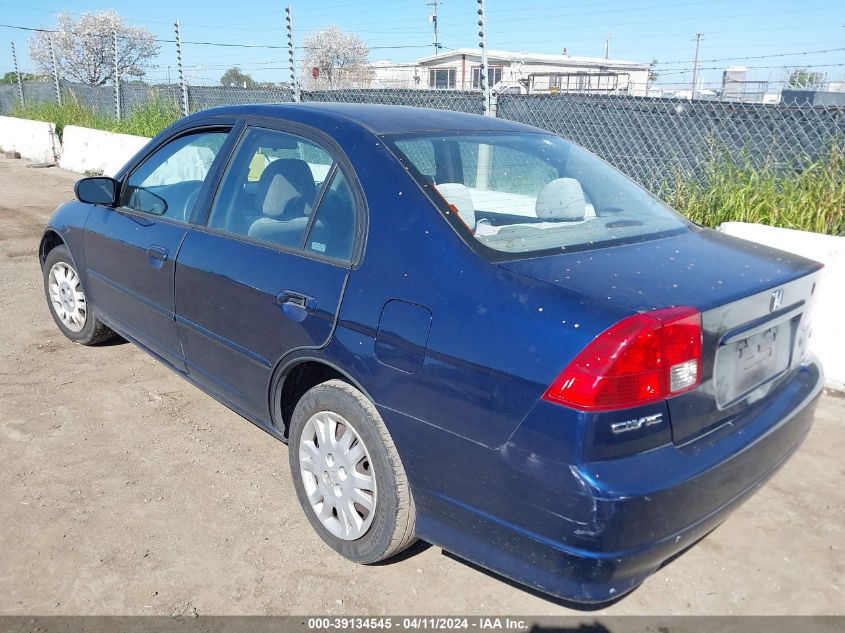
[10,99,180,140]
[7,101,844,236]
[662,145,845,236]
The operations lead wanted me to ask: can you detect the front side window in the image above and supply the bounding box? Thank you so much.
[390,132,688,258]
[209,127,357,261]
[121,130,228,222]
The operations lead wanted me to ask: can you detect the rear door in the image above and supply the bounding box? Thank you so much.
[83,127,231,370]
[174,122,362,420]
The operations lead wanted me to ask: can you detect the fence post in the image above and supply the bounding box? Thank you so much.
[285,5,300,102]
[11,42,24,107]
[48,35,62,106]
[477,0,491,116]
[113,31,121,120]
[174,20,189,116]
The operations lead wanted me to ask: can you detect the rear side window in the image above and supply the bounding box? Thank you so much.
[208,127,357,261]
[390,132,688,258]
[306,169,356,261]
[121,130,228,222]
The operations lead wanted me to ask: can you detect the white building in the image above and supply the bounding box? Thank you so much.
[371,48,651,96]
[368,61,421,89]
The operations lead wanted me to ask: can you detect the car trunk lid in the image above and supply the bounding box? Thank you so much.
[500,228,823,444]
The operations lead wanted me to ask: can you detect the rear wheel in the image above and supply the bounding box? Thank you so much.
[43,245,115,345]
[288,379,416,563]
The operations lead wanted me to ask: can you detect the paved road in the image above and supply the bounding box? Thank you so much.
[0,157,842,615]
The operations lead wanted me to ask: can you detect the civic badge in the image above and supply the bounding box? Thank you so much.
[770,288,784,312]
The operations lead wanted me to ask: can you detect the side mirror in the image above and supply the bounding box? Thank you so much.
[75,177,119,206]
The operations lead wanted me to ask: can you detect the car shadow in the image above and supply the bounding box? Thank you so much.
[96,335,128,347]
[370,539,433,566]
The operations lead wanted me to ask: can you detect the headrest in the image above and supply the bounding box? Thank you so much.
[535,178,586,220]
[258,159,316,218]
[436,183,476,230]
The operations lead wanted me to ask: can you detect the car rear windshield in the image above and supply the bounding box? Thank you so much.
[387,131,689,258]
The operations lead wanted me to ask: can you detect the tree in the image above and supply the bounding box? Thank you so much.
[3,71,38,83]
[29,11,159,86]
[220,67,256,88]
[302,25,370,89]
[648,59,659,84]
[787,68,824,90]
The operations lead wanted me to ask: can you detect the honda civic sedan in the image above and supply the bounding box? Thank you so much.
[40,103,824,603]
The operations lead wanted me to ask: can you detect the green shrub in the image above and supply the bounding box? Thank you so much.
[10,99,180,140]
[105,100,181,137]
[662,145,845,236]
[11,100,106,139]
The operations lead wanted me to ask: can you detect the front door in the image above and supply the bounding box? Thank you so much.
[174,125,361,420]
[83,129,231,370]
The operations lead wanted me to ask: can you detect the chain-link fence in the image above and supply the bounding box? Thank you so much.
[496,93,845,190]
[301,88,484,115]
[188,85,294,112]
[0,81,56,116]
[3,80,844,195]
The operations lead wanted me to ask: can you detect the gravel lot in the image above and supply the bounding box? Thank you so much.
[0,156,842,616]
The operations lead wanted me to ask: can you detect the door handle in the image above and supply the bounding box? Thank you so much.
[146,245,169,263]
[277,291,317,323]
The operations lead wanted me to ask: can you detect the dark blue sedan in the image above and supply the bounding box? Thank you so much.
[40,103,824,603]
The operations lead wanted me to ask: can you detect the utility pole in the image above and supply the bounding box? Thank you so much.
[428,0,441,54]
[11,42,24,107]
[285,5,300,102]
[113,31,121,120]
[48,35,62,106]
[691,33,703,100]
[477,0,490,115]
[175,21,188,116]
[604,32,611,60]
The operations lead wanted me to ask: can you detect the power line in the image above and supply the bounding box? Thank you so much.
[655,46,845,66]
[657,61,845,76]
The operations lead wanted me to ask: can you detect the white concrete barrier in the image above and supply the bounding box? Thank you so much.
[59,125,150,177]
[719,222,845,390]
[0,115,59,163]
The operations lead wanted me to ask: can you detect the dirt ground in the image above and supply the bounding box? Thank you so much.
[0,156,842,616]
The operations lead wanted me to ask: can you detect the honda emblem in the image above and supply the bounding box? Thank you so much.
[770,288,784,312]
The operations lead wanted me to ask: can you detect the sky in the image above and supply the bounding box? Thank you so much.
[1,0,844,89]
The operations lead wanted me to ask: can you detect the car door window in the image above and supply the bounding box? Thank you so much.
[121,130,228,223]
[208,128,335,250]
[305,169,357,261]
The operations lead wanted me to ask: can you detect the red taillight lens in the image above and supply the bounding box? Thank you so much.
[543,306,702,411]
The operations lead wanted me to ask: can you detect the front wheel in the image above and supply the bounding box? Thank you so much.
[288,379,416,563]
[42,245,115,345]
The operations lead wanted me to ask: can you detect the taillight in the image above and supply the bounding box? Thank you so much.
[543,306,702,411]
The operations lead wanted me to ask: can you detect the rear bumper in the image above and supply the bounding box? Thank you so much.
[383,360,823,604]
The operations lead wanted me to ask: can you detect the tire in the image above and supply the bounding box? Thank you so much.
[289,379,416,563]
[42,245,116,346]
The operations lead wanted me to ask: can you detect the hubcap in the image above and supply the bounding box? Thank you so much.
[298,411,377,541]
[48,262,86,332]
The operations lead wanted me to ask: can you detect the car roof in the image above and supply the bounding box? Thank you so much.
[188,102,546,136]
